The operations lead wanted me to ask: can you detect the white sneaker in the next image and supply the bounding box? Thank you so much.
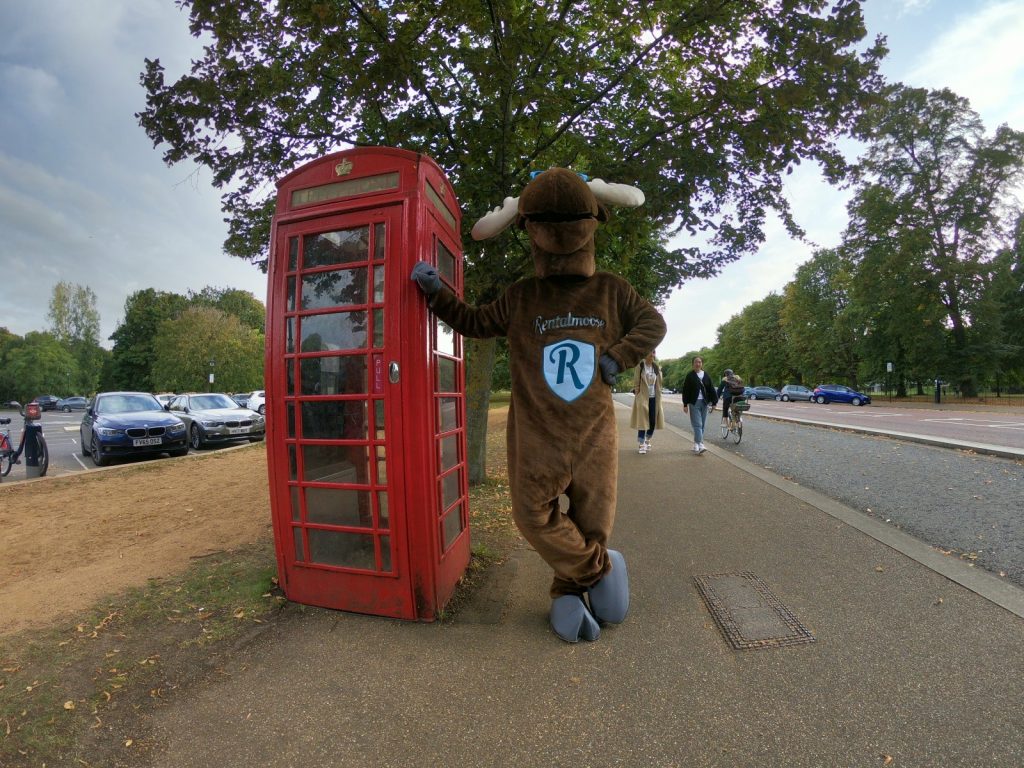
[692,444,700,453]
[638,443,647,454]
[644,440,652,452]
[698,443,707,454]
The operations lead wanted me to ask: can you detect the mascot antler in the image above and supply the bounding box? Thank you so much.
[470,178,645,241]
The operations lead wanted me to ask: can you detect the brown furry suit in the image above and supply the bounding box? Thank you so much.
[428,169,666,597]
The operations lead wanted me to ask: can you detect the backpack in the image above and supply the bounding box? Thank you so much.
[726,376,745,396]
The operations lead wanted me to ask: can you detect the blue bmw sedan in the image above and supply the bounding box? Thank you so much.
[812,384,872,406]
[81,392,188,467]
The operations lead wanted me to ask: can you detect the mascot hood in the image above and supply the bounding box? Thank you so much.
[516,168,607,279]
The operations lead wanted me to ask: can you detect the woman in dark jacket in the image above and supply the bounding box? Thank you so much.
[681,355,718,454]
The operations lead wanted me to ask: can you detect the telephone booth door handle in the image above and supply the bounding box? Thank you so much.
[389,361,400,383]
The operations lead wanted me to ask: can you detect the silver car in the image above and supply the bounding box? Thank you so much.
[776,384,814,402]
[166,393,266,450]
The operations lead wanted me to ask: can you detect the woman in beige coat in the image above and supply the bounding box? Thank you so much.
[630,351,664,454]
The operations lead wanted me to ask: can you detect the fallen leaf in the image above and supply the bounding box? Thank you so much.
[64,701,76,710]
[882,756,893,766]
[125,738,133,747]
[875,566,885,573]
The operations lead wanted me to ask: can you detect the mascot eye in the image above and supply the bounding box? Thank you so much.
[529,170,590,182]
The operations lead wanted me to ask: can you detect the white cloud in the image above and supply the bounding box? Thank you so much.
[905,0,1024,127]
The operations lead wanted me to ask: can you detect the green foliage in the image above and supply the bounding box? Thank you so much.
[150,306,264,393]
[108,287,265,393]
[139,0,884,298]
[1,332,78,403]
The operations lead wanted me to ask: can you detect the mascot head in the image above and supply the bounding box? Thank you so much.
[471,169,645,279]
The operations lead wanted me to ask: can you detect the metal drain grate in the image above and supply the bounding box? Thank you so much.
[694,572,816,650]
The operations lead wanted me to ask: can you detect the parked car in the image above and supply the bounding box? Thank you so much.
[81,392,188,467]
[776,385,814,402]
[746,386,779,400]
[247,390,266,415]
[166,392,266,449]
[32,394,60,411]
[154,393,176,407]
[232,393,250,408]
[56,396,89,412]
[812,384,872,406]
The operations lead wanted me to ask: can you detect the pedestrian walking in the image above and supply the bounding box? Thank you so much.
[630,351,664,454]
[681,355,718,454]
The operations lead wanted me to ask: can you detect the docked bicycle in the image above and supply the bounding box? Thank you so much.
[1,401,49,479]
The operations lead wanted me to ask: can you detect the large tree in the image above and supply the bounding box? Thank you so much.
[108,289,191,392]
[151,307,265,393]
[139,0,884,479]
[846,85,1024,396]
[47,281,105,395]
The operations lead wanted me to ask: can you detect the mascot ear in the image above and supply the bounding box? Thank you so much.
[471,197,519,241]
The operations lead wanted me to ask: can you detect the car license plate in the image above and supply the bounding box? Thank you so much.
[132,437,163,447]
[228,427,250,435]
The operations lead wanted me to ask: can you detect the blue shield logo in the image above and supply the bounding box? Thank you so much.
[543,340,595,402]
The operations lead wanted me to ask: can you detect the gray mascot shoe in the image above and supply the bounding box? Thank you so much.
[588,549,629,624]
[550,594,600,643]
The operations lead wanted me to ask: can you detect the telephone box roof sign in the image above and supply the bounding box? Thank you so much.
[274,147,460,233]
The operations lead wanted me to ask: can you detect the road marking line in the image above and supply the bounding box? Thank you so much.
[72,453,87,470]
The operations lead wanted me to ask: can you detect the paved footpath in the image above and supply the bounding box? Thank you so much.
[151,404,1024,768]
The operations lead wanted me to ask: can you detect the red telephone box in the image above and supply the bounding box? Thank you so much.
[265,147,470,621]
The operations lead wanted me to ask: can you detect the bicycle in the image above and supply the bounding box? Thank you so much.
[1,401,50,479]
[719,398,749,444]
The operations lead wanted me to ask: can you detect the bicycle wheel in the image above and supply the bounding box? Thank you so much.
[0,446,12,477]
[720,422,728,439]
[35,433,49,476]
[733,418,743,444]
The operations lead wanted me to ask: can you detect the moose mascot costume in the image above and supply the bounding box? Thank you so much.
[412,168,666,642]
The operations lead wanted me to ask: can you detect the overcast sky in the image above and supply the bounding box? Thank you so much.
[2,1,1023,357]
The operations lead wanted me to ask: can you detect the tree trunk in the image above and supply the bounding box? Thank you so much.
[464,337,496,486]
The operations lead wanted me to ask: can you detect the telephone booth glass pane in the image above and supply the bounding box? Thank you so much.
[293,527,305,561]
[300,356,367,395]
[438,358,456,392]
[437,240,456,285]
[307,529,375,570]
[442,504,464,550]
[438,398,458,432]
[301,401,368,440]
[302,444,370,483]
[301,268,367,309]
[288,237,299,271]
[436,319,455,356]
[286,277,296,311]
[300,312,368,351]
[441,470,460,509]
[304,227,369,268]
[306,487,373,528]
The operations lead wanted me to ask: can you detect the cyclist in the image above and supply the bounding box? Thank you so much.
[717,369,746,428]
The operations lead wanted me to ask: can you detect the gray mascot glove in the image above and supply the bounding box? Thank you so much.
[410,261,441,296]
[598,354,619,385]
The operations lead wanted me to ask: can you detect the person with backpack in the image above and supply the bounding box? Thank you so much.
[717,369,746,429]
[681,355,719,454]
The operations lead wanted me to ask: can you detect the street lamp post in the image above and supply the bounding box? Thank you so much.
[209,358,215,393]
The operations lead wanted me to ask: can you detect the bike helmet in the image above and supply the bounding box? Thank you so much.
[723,369,734,376]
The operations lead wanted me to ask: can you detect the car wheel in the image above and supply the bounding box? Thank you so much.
[258,404,266,415]
[815,395,827,404]
[781,395,790,402]
[62,405,71,412]
[851,397,862,406]
[81,431,90,457]
[190,424,204,450]
[90,434,108,467]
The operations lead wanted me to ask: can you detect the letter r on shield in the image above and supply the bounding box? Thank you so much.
[543,340,595,402]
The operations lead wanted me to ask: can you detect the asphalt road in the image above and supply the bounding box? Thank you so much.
[626,395,1024,590]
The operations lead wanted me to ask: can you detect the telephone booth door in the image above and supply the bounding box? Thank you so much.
[265,147,470,621]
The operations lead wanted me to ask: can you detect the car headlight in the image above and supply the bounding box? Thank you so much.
[96,427,124,437]
[167,423,187,434]
[200,420,224,428]
[253,416,265,425]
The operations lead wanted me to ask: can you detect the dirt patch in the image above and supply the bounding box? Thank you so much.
[0,445,273,636]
